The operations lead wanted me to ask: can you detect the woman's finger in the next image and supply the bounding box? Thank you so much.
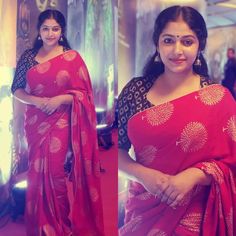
[166,191,178,205]
[160,186,173,203]
[169,194,183,208]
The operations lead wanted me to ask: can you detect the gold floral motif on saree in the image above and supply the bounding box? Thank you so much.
[34,83,44,95]
[56,118,68,129]
[63,50,77,61]
[49,137,62,153]
[142,102,174,126]
[176,122,208,152]
[36,61,51,74]
[197,85,225,105]
[137,145,158,166]
[223,115,236,142]
[56,70,70,87]
[179,212,202,233]
[201,162,224,184]
[37,122,51,135]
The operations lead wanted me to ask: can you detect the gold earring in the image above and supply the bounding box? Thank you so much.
[154,52,161,62]
[194,52,201,66]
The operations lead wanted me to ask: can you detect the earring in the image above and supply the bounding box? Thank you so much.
[59,36,64,42]
[194,52,201,66]
[38,35,42,40]
[154,52,161,62]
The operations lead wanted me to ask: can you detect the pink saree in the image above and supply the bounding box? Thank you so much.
[24,50,104,236]
[120,85,236,236]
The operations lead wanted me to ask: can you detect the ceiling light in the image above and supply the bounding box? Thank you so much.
[217,3,236,8]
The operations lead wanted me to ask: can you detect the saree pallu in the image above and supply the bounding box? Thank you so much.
[119,85,236,236]
[24,50,104,236]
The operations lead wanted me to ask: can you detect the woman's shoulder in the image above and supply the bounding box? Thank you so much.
[200,76,215,88]
[22,48,37,57]
[20,48,37,60]
[63,49,85,62]
[17,48,36,64]
[121,76,152,92]
[63,49,80,56]
[202,82,235,105]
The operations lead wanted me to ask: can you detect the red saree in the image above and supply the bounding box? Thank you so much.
[120,85,236,236]
[24,50,104,236]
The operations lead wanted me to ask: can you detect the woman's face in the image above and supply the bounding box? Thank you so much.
[158,18,199,75]
[39,18,62,47]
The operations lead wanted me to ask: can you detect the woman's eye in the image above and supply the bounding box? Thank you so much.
[52,27,60,32]
[42,27,49,31]
[182,39,193,46]
[163,38,174,44]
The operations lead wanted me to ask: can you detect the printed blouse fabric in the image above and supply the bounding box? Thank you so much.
[11,49,38,93]
[118,76,212,151]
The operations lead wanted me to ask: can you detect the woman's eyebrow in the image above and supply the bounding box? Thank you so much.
[161,33,196,39]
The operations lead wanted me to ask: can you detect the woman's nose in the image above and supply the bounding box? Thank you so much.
[173,41,183,55]
[48,29,54,36]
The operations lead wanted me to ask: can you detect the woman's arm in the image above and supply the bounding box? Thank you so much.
[13,88,49,109]
[181,167,212,186]
[14,89,73,115]
[119,148,170,195]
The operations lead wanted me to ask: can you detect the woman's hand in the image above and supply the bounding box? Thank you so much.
[40,96,63,115]
[138,168,170,196]
[160,168,211,208]
[34,97,50,110]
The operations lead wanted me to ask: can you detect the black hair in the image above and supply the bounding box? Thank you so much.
[32,9,71,50]
[143,5,209,78]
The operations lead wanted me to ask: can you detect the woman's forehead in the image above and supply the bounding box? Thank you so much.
[161,20,196,37]
[42,18,59,26]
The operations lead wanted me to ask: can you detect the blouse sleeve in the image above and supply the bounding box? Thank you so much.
[11,49,33,94]
[118,79,136,151]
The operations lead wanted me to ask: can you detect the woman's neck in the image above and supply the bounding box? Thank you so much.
[41,44,62,54]
[160,69,199,90]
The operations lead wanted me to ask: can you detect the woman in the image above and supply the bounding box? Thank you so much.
[118,6,236,236]
[11,9,104,236]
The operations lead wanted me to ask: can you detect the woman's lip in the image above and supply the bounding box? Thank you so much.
[170,59,186,61]
[170,59,186,64]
